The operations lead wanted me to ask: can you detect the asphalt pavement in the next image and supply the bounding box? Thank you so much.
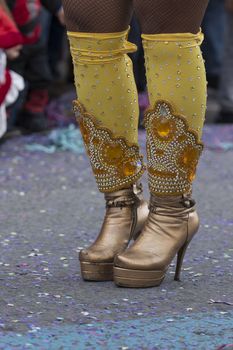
[0,116,233,349]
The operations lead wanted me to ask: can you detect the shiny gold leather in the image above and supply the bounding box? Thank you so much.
[79,184,149,281]
[114,194,199,288]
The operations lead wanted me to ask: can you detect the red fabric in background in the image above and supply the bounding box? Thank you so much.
[7,0,41,44]
[0,5,22,105]
[0,5,23,48]
[11,0,40,27]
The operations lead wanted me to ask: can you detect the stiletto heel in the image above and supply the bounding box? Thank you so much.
[174,240,190,281]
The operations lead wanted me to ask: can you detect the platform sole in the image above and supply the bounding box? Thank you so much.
[113,266,166,288]
[80,261,113,281]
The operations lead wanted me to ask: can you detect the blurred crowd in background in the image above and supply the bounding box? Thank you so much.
[0,0,233,142]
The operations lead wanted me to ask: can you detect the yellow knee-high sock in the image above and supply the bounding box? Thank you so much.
[67,29,145,192]
[142,31,206,196]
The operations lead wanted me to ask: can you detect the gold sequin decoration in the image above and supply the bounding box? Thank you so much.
[144,100,203,196]
[73,100,145,192]
[153,117,176,141]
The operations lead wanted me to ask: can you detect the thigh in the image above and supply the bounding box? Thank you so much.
[62,0,133,32]
[134,0,209,34]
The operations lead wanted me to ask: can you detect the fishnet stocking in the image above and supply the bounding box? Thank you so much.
[62,0,209,34]
[134,0,209,34]
[62,0,133,32]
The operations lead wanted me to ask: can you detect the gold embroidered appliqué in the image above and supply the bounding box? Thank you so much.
[73,100,145,192]
[144,100,203,195]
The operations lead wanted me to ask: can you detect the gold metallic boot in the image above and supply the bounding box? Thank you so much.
[114,100,204,288]
[114,194,199,287]
[73,100,147,282]
[80,184,148,281]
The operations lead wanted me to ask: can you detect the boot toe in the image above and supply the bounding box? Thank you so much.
[114,253,131,269]
[79,246,114,263]
[114,249,167,271]
[114,250,152,270]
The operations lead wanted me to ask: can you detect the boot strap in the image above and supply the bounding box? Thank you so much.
[106,195,140,208]
[149,194,196,213]
[105,184,142,208]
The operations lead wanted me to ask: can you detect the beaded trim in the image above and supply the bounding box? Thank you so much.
[144,100,204,196]
[73,100,145,193]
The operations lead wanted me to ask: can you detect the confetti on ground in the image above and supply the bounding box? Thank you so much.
[25,125,84,154]
[0,312,233,349]
[0,125,233,349]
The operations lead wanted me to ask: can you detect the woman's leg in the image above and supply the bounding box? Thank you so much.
[62,0,133,32]
[62,0,148,281]
[136,0,209,193]
[134,0,209,34]
[114,0,209,288]
[62,0,145,184]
